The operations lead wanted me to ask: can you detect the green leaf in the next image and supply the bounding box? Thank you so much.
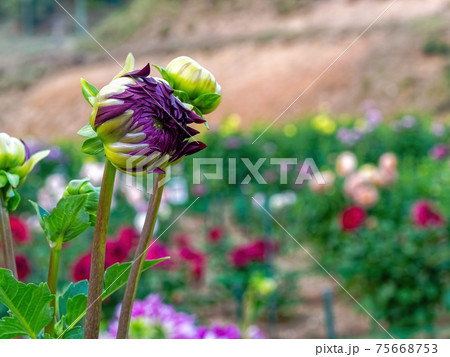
[58,281,88,318]
[4,172,19,188]
[80,79,99,107]
[29,200,50,229]
[0,172,7,188]
[81,137,104,156]
[0,268,54,339]
[192,106,209,129]
[43,195,91,243]
[77,124,97,139]
[153,64,174,87]
[6,189,20,212]
[9,150,50,184]
[192,93,221,114]
[63,295,87,327]
[102,259,169,299]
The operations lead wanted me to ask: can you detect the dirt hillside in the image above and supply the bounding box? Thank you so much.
[1,0,449,140]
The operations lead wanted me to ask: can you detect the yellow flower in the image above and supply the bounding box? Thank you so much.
[312,114,336,135]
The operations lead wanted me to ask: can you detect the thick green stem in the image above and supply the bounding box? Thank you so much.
[84,160,117,339]
[0,194,17,278]
[45,242,62,336]
[116,173,165,339]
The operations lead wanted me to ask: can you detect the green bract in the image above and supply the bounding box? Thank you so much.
[0,133,49,211]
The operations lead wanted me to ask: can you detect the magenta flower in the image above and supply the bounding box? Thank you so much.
[411,200,444,227]
[9,216,32,245]
[72,252,92,282]
[15,254,31,281]
[341,206,366,231]
[229,240,276,268]
[145,241,172,269]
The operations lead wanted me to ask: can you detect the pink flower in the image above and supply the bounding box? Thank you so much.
[411,200,444,227]
[9,216,32,245]
[145,241,172,269]
[15,254,31,281]
[341,206,366,231]
[72,252,91,282]
[105,239,131,269]
[208,226,224,243]
[229,240,276,268]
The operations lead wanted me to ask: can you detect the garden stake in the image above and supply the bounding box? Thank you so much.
[116,173,165,338]
[84,160,117,339]
[323,288,336,339]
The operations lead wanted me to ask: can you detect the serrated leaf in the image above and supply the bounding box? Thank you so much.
[80,79,99,107]
[77,124,97,139]
[63,295,87,327]
[57,259,169,338]
[62,326,84,339]
[43,195,91,243]
[58,281,88,318]
[81,136,104,156]
[0,268,54,339]
[153,64,174,87]
[29,200,50,229]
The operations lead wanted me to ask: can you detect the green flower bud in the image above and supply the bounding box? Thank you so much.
[0,133,49,210]
[64,178,100,224]
[164,56,222,114]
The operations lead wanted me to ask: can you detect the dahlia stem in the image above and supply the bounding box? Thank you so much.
[116,173,165,339]
[45,241,62,336]
[0,194,17,278]
[84,160,117,339]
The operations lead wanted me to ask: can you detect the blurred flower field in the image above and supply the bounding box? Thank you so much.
[6,106,450,338]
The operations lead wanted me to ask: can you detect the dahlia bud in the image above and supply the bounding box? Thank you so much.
[82,53,207,175]
[64,178,99,223]
[158,56,222,114]
[0,133,48,187]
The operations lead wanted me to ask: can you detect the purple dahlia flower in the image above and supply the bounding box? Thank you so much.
[87,54,206,175]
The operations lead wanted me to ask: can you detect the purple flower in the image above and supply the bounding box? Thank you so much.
[86,54,206,175]
[430,144,448,160]
[104,294,265,339]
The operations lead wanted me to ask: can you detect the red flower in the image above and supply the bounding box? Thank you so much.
[412,200,444,227]
[229,240,276,268]
[208,226,224,243]
[341,206,366,231]
[117,226,140,250]
[72,252,91,282]
[145,241,172,269]
[10,216,31,245]
[104,239,130,269]
[179,246,206,280]
[15,254,31,281]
